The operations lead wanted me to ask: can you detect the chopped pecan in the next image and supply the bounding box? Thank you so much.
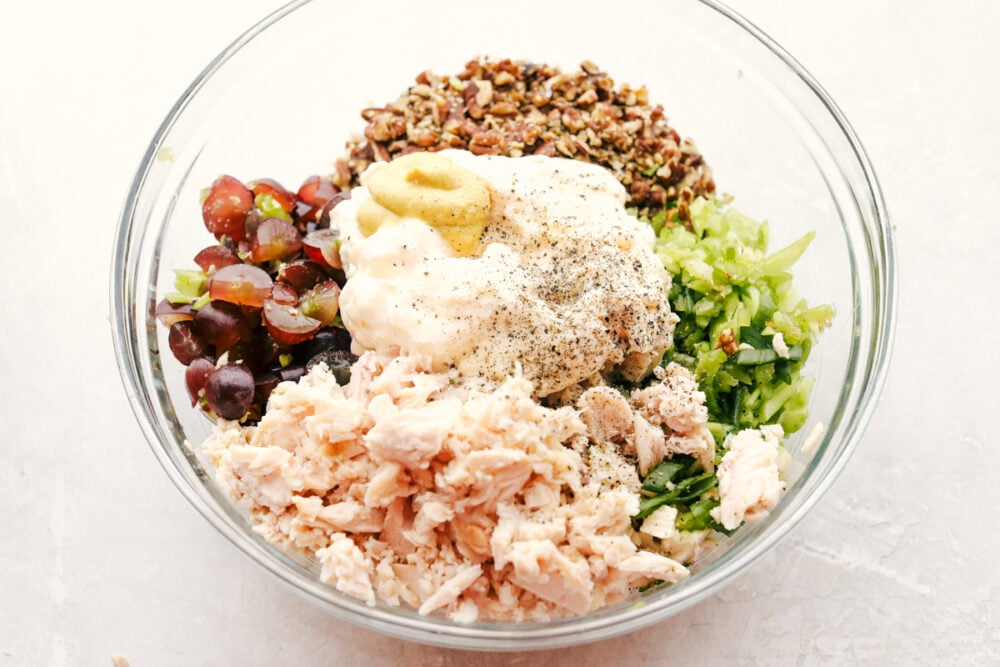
[364,113,406,142]
[335,57,715,222]
[469,130,503,155]
[717,328,739,356]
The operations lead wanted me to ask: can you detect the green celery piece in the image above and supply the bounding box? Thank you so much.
[649,210,668,236]
[735,348,778,365]
[190,292,211,311]
[722,207,769,247]
[761,381,798,422]
[675,498,730,533]
[706,422,732,449]
[651,198,832,440]
[751,290,776,329]
[254,193,292,222]
[164,292,197,305]
[173,269,207,298]
[761,231,815,275]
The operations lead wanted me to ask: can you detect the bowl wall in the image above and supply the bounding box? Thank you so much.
[112,0,894,650]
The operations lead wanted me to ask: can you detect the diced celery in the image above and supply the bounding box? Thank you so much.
[254,193,292,222]
[761,231,815,275]
[648,197,832,440]
[173,269,207,298]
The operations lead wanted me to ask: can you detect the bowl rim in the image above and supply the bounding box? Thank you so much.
[110,0,896,650]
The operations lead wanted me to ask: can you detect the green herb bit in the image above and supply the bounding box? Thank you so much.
[640,456,695,496]
[634,471,718,520]
[738,326,770,350]
[638,579,667,593]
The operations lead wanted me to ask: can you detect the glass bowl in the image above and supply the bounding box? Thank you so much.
[110,0,895,651]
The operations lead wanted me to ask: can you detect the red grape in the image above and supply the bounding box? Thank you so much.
[262,298,321,345]
[225,339,264,374]
[277,259,326,292]
[185,357,215,406]
[192,300,252,350]
[270,281,298,306]
[302,228,343,269]
[162,170,362,425]
[205,363,255,420]
[296,176,345,223]
[194,244,241,273]
[296,175,338,206]
[202,175,253,241]
[208,264,273,307]
[155,299,194,327]
[317,192,350,229]
[250,218,303,263]
[299,280,340,328]
[168,321,212,366]
[250,178,297,213]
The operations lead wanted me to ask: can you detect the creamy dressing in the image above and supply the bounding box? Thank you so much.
[334,150,676,396]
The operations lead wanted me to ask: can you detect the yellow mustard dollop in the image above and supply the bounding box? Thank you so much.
[356,152,492,256]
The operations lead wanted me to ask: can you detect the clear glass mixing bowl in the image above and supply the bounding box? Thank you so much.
[111,0,895,650]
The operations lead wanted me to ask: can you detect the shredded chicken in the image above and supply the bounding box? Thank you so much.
[205,353,711,621]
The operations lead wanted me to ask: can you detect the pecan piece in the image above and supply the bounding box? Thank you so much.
[364,113,406,142]
[717,328,739,356]
[469,130,502,155]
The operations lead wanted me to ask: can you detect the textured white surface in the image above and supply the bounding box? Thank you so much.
[2,1,999,664]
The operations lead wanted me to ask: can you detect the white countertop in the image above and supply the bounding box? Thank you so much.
[2,1,998,664]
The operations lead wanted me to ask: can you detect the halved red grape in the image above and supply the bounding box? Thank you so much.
[205,363,255,420]
[250,178,297,213]
[302,228,343,270]
[299,280,340,327]
[168,321,212,366]
[250,218,303,263]
[270,281,298,306]
[243,208,264,241]
[297,175,339,206]
[193,245,241,273]
[297,176,346,223]
[208,264,273,307]
[202,175,253,241]
[277,259,326,292]
[185,357,215,406]
[155,299,194,327]
[192,300,252,350]
[317,192,350,229]
[262,298,321,345]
